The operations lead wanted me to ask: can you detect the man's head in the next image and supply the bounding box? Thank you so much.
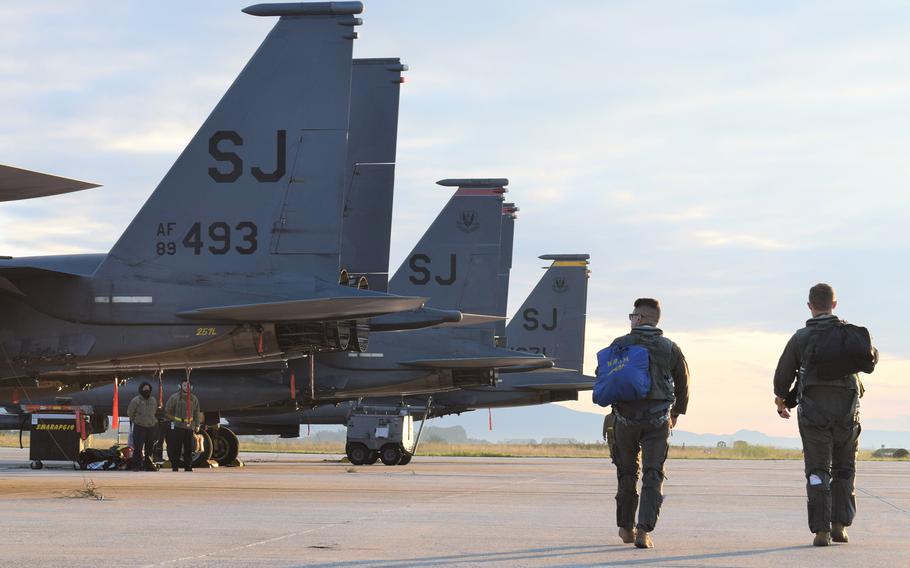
[139,381,152,399]
[807,283,837,316]
[180,380,191,393]
[630,298,661,328]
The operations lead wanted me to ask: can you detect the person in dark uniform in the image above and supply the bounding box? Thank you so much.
[608,298,690,549]
[164,380,203,472]
[126,381,158,471]
[774,283,877,546]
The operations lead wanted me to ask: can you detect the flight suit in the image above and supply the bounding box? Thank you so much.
[608,326,690,533]
[164,391,203,471]
[126,392,159,470]
[774,314,873,534]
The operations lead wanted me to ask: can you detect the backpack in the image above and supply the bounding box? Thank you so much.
[592,343,652,407]
[807,322,876,380]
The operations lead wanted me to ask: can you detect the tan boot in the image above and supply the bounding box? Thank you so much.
[618,527,635,544]
[813,531,831,547]
[831,523,849,543]
[634,529,654,549]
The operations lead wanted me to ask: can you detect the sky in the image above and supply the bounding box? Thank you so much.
[1,1,908,437]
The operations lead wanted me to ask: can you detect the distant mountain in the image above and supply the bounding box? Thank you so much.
[670,429,802,449]
[411,405,910,450]
[298,405,909,450]
[427,404,605,443]
[668,427,909,450]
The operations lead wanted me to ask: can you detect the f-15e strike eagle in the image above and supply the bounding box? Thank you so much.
[0,2,547,387]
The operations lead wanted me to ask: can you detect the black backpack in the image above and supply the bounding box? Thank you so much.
[808,322,877,380]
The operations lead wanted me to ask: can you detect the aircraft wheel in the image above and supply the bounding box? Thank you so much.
[210,428,240,466]
[397,453,412,466]
[30,460,43,470]
[346,443,370,465]
[365,451,379,465]
[380,444,403,466]
[191,430,214,468]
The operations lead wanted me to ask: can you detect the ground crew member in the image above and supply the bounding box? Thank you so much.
[165,380,203,472]
[774,283,877,546]
[609,298,689,549]
[126,381,158,471]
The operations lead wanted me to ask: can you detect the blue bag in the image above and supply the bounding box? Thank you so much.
[592,343,652,407]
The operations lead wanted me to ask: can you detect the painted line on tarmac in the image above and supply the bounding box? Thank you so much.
[857,486,910,515]
[144,466,558,566]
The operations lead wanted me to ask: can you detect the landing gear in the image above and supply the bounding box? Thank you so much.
[191,430,213,468]
[29,460,43,470]
[210,427,240,466]
[397,453,412,466]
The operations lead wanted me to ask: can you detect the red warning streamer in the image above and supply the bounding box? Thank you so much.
[488,408,493,431]
[111,379,119,429]
[290,370,297,400]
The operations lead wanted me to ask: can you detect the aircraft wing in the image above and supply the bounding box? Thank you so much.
[176,296,426,323]
[0,165,99,202]
[399,356,554,370]
[0,254,106,278]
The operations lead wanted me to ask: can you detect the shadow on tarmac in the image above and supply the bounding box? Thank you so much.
[292,543,809,567]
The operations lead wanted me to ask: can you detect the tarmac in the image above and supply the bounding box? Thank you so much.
[0,447,907,567]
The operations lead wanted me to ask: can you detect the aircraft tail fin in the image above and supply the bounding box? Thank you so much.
[494,202,518,342]
[389,179,507,316]
[506,254,590,371]
[340,58,407,293]
[97,3,363,282]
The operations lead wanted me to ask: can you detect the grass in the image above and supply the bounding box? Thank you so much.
[229,438,910,461]
[2,432,906,462]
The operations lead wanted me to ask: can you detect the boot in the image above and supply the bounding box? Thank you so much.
[813,531,831,547]
[831,523,848,543]
[618,527,635,544]
[634,529,653,549]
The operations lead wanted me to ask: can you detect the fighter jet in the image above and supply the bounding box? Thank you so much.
[0,32,551,465]
[1,184,552,466]
[225,254,595,461]
[0,4,441,385]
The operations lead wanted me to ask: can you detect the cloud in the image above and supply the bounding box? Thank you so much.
[102,122,197,154]
[692,230,790,250]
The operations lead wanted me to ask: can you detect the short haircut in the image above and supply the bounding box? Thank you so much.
[808,283,835,311]
[634,298,661,323]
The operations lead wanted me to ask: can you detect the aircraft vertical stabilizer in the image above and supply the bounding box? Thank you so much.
[96,3,363,283]
[494,202,518,341]
[340,58,407,293]
[506,254,590,371]
[389,179,507,316]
